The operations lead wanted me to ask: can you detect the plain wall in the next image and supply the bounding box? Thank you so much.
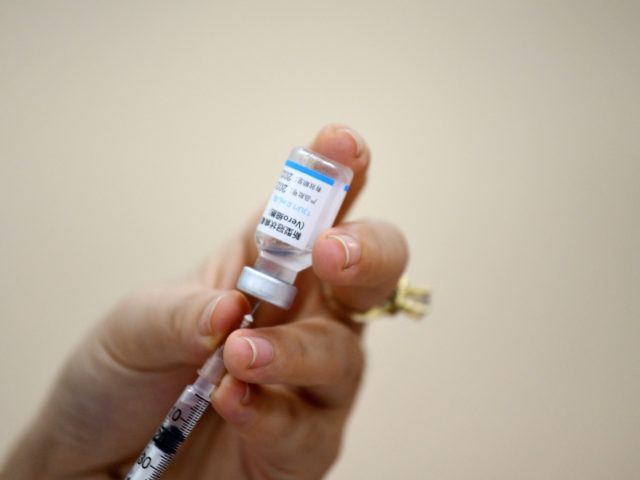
[1,1,639,478]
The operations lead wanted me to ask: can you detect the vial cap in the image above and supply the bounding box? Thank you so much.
[236,266,298,309]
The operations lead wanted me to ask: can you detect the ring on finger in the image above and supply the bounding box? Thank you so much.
[321,276,431,323]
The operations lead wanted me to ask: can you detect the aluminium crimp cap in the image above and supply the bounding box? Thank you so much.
[236,266,297,310]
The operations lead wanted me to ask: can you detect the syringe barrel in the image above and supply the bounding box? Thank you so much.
[124,381,212,480]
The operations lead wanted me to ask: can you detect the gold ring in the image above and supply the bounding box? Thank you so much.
[322,276,431,323]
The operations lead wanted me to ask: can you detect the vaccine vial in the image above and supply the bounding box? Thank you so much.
[236,147,353,309]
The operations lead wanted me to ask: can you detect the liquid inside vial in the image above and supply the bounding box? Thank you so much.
[255,147,353,280]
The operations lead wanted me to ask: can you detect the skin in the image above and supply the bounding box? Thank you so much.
[2,124,408,480]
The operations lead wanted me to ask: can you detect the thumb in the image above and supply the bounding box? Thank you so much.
[98,284,250,371]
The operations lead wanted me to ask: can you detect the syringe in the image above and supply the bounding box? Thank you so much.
[125,146,354,478]
[124,308,258,480]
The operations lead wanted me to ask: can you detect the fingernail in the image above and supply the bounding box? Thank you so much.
[240,336,274,369]
[327,234,361,269]
[241,383,251,405]
[198,297,222,337]
[198,298,224,350]
[339,127,364,157]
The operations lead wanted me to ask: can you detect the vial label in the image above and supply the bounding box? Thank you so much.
[257,159,338,249]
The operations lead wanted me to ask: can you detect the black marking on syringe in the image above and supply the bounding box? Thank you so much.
[148,457,171,480]
[182,404,208,433]
[149,468,165,480]
[152,425,186,455]
[194,392,209,402]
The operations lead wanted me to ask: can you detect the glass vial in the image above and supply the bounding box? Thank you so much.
[236,147,353,309]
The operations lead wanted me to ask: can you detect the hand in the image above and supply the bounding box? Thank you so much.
[3,124,408,480]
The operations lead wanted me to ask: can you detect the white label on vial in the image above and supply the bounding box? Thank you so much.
[257,159,337,249]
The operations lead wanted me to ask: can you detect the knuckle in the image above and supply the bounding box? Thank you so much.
[105,286,160,328]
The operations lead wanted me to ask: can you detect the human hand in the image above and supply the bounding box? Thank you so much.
[3,124,408,480]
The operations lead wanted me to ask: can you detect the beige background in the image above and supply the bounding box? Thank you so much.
[1,1,639,478]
